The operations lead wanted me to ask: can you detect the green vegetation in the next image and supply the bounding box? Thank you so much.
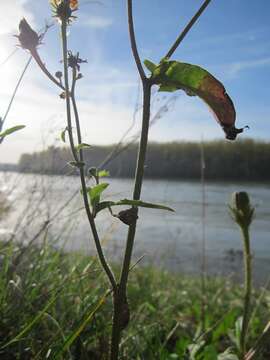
[0,241,269,360]
[18,139,270,181]
[3,0,268,358]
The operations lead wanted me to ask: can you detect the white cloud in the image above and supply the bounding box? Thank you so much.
[79,15,113,29]
[221,57,270,79]
[0,1,35,35]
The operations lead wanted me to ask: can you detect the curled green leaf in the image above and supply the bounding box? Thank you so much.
[60,127,68,143]
[0,125,25,138]
[146,59,246,140]
[87,183,109,215]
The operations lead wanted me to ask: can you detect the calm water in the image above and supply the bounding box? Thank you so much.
[1,172,270,283]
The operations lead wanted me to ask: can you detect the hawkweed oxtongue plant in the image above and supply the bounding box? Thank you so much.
[230,192,254,359]
[15,0,247,358]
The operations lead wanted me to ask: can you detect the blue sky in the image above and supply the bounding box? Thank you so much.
[0,0,269,162]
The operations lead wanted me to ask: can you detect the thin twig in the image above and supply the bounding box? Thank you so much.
[0,56,32,143]
[60,21,117,292]
[127,0,146,81]
[165,0,212,59]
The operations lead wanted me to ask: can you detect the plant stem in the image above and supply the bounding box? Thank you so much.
[165,0,212,59]
[110,79,152,360]
[60,21,79,163]
[240,225,252,358]
[109,3,153,358]
[31,48,65,91]
[127,0,146,81]
[61,21,117,292]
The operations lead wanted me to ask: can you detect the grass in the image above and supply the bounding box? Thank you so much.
[0,240,269,359]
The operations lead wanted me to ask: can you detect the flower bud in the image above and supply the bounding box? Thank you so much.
[232,192,250,213]
[230,191,254,228]
[55,71,63,79]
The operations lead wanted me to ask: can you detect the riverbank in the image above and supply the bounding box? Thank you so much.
[0,240,269,359]
[16,139,270,181]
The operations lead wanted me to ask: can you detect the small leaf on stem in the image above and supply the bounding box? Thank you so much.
[0,125,25,138]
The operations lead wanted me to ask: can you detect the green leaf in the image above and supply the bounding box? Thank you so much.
[87,183,109,212]
[147,59,244,140]
[144,59,157,72]
[98,170,110,178]
[115,199,174,211]
[0,125,25,138]
[212,309,238,342]
[60,127,68,143]
[234,317,243,351]
[76,143,92,152]
[54,290,109,358]
[2,295,57,348]
[96,198,174,214]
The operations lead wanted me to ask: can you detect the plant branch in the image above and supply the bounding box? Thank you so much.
[69,65,117,292]
[165,0,212,59]
[1,56,32,127]
[110,3,154,358]
[31,48,65,91]
[127,0,146,81]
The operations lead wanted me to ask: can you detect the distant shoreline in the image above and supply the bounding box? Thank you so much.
[2,139,270,181]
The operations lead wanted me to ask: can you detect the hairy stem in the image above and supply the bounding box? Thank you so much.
[61,22,117,292]
[165,0,212,59]
[240,225,252,358]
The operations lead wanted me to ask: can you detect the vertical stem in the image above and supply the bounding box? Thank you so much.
[200,139,206,332]
[240,226,252,358]
[110,80,152,360]
[60,21,79,163]
[61,21,117,292]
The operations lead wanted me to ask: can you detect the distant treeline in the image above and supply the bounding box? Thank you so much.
[17,139,270,181]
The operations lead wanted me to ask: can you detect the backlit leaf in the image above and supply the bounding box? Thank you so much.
[76,143,92,152]
[87,183,109,213]
[0,125,25,138]
[98,170,110,178]
[146,59,246,140]
[96,198,174,214]
[60,127,68,143]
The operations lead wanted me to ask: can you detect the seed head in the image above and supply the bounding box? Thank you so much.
[16,18,40,52]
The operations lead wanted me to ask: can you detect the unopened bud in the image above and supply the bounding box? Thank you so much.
[230,191,254,228]
[55,71,63,78]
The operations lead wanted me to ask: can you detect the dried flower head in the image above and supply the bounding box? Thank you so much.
[50,0,78,23]
[16,18,40,52]
[67,51,87,71]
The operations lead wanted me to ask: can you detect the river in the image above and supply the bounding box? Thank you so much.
[1,172,269,284]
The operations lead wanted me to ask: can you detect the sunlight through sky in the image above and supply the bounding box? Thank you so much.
[0,0,269,162]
